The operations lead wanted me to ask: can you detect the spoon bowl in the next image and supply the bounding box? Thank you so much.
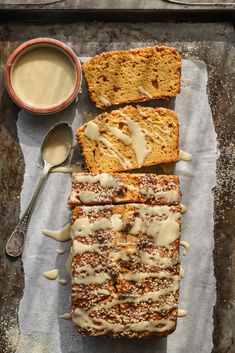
[41,122,73,166]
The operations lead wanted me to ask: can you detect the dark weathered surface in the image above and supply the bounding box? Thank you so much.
[0,20,234,353]
[0,0,234,11]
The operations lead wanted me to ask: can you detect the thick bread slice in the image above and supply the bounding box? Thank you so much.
[68,173,181,206]
[71,203,181,338]
[77,105,179,173]
[82,46,181,109]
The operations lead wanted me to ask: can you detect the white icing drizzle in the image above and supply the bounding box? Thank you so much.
[180,240,190,255]
[73,308,175,333]
[73,241,102,255]
[118,111,148,166]
[84,121,132,168]
[89,289,110,296]
[108,127,132,145]
[99,96,110,106]
[43,269,59,280]
[109,250,131,262]
[147,218,180,247]
[73,273,111,285]
[181,204,187,213]
[177,309,187,317]
[87,277,179,313]
[119,270,173,282]
[58,278,68,285]
[73,173,120,188]
[179,150,192,161]
[138,85,152,98]
[71,217,112,238]
[75,264,104,276]
[130,218,144,235]
[43,224,71,242]
[57,249,64,255]
[180,266,185,278]
[140,189,180,203]
[78,191,98,203]
[111,214,123,231]
[84,121,100,140]
[139,250,179,267]
[59,313,71,320]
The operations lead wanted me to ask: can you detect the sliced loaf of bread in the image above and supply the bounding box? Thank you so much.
[69,173,181,206]
[82,46,181,109]
[77,105,179,173]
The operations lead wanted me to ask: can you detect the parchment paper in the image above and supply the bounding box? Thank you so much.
[16,59,217,353]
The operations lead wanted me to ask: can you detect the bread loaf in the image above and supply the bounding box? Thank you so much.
[69,172,181,206]
[77,105,179,173]
[82,46,181,108]
[71,203,181,338]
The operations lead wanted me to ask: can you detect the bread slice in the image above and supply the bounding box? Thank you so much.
[68,172,181,206]
[82,46,181,108]
[77,105,179,173]
[71,203,181,338]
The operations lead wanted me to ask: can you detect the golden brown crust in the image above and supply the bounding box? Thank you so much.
[77,106,179,173]
[82,46,181,109]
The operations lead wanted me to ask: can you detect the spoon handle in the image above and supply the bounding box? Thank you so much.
[6,163,51,257]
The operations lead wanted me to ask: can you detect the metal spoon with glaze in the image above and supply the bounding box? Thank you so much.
[6,122,73,257]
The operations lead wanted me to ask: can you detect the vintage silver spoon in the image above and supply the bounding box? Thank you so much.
[6,122,73,257]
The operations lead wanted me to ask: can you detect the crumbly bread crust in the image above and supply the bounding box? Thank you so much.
[68,173,181,206]
[71,203,181,338]
[82,46,181,109]
[77,105,179,173]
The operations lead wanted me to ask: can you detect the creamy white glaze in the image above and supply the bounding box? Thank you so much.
[118,111,148,166]
[43,127,70,165]
[43,224,71,242]
[147,218,180,247]
[119,270,173,282]
[58,278,68,285]
[99,96,110,106]
[73,273,111,285]
[177,309,187,317]
[78,191,98,203]
[59,313,71,320]
[12,46,76,109]
[180,266,185,278]
[108,127,132,145]
[179,150,192,161]
[73,308,175,333]
[181,204,187,213]
[140,189,180,203]
[180,240,190,255]
[73,241,102,255]
[74,173,120,188]
[57,249,64,255]
[43,269,59,280]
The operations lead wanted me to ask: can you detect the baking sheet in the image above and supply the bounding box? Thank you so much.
[14,59,216,353]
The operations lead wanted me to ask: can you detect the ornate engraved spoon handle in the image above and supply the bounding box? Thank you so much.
[6,163,51,257]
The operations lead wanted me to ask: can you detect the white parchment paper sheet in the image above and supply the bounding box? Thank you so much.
[16,59,216,353]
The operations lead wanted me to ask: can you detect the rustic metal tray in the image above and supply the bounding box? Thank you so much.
[0,8,234,353]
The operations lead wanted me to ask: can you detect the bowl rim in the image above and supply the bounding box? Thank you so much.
[5,37,82,115]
